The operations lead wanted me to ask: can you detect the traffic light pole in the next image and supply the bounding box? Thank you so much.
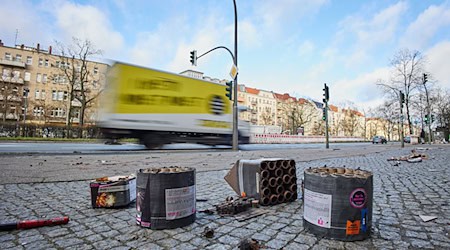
[190,0,239,151]
[423,74,431,144]
[232,0,238,151]
[400,91,404,148]
[323,83,329,149]
[325,102,329,149]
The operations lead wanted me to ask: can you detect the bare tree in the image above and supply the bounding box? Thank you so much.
[377,49,426,134]
[280,99,315,135]
[431,87,450,140]
[54,37,103,135]
[374,101,398,141]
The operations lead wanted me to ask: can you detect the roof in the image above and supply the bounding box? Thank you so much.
[273,93,297,102]
[329,105,338,112]
[313,101,324,109]
[246,87,260,95]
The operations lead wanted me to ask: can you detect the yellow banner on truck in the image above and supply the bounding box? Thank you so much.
[110,63,230,115]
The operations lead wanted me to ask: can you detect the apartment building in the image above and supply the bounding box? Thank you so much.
[0,40,108,125]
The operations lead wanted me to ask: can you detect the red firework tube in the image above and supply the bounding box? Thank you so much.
[268,162,276,171]
[282,175,292,184]
[0,217,69,231]
[274,168,283,177]
[261,170,270,179]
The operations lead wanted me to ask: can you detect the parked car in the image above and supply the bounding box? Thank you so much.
[372,135,387,144]
[404,136,411,143]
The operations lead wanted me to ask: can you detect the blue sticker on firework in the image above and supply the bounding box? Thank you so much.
[361,208,368,233]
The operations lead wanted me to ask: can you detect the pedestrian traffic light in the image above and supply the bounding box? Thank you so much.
[424,114,429,124]
[225,81,233,100]
[189,50,197,66]
[322,107,326,121]
[323,83,329,102]
[431,114,434,123]
[423,73,428,83]
[23,88,29,97]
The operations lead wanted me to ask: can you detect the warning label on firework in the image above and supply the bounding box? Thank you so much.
[303,189,332,228]
[165,185,196,220]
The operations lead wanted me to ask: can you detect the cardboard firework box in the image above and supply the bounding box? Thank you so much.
[90,175,136,208]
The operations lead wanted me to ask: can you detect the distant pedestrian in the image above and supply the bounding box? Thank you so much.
[420,129,425,144]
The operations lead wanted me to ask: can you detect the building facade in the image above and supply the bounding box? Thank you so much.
[0,41,108,126]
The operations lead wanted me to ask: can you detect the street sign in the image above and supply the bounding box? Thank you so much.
[229,64,238,79]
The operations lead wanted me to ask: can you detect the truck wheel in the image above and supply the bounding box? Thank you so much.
[141,134,164,149]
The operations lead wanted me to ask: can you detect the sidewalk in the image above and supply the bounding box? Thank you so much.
[0,145,449,249]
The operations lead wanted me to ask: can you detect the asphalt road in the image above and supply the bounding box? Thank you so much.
[0,141,390,154]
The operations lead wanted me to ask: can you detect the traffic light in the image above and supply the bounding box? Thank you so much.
[400,91,405,104]
[323,83,329,102]
[423,73,428,83]
[225,81,233,100]
[322,107,326,121]
[23,88,29,97]
[424,114,429,124]
[399,91,405,108]
[189,50,197,66]
[431,114,434,123]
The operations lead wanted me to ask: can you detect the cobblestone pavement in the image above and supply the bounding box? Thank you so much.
[0,145,449,249]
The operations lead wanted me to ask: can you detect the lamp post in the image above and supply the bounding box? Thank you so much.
[231,0,238,151]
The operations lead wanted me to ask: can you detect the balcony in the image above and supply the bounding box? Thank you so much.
[0,58,26,68]
[1,76,24,84]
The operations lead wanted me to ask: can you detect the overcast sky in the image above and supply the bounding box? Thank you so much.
[1,0,449,110]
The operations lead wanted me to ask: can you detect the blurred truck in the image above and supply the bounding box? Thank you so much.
[98,62,250,149]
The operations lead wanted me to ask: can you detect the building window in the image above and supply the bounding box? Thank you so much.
[38,58,43,66]
[57,91,64,101]
[12,71,20,80]
[15,54,22,62]
[33,107,43,117]
[51,108,65,118]
[93,67,98,74]
[42,74,47,83]
[36,73,42,83]
[2,68,10,78]
[35,90,40,100]
[26,56,32,65]
[41,90,46,99]
[44,59,49,67]
[52,90,57,100]
[5,53,12,60]
[24,72,31,82]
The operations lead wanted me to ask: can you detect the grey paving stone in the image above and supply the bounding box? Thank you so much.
[172,232,196,242]
[217,235,241,245]
[265,239,288,249]
[92,239,121,249]
[250,232,272,242]
[53,237,85,248]
[283,242,310,250]
[410,238,434,249]
[293,234,316,246]
[156,238,181,249]
[405,230,428,240]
